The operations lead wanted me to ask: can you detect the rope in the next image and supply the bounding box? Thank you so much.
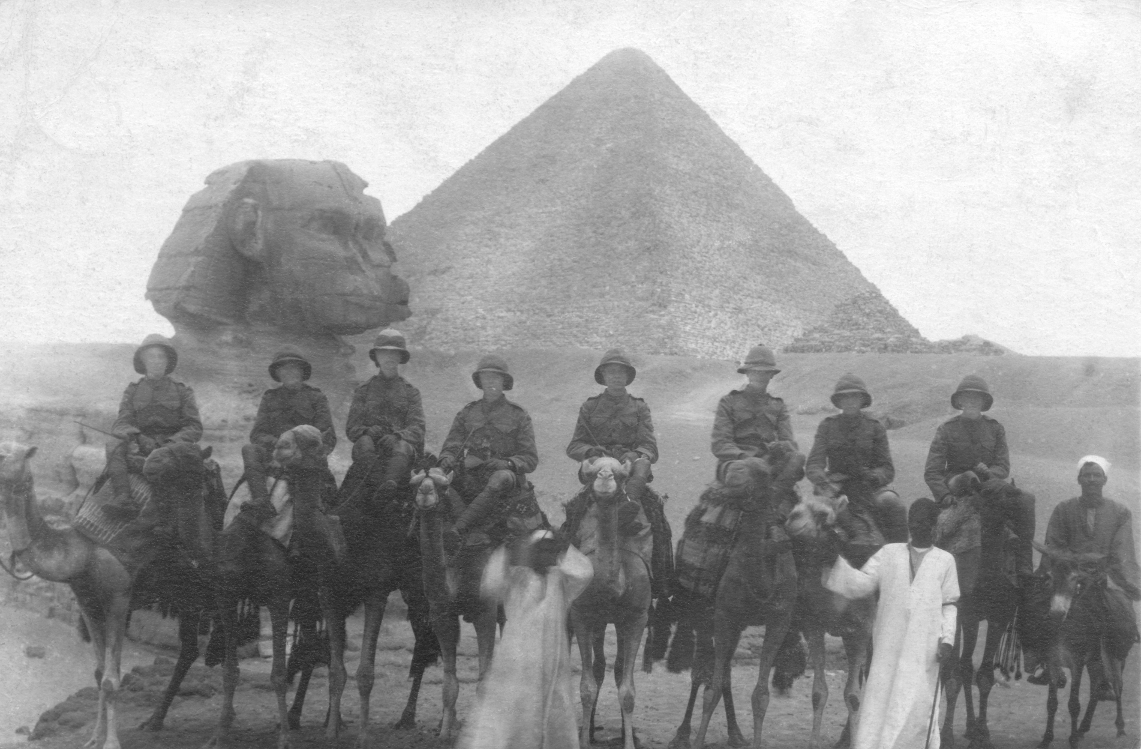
[0,551,34,581]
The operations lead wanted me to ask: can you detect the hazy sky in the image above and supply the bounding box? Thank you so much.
[2,0,1138,356]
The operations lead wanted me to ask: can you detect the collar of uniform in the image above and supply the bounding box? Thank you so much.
[599,389,629,402]
[480,396,510,412]
[139,375,171,386]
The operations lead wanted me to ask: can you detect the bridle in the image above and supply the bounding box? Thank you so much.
[0,474,37,581]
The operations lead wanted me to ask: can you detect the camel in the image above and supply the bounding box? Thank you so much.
[409,465,498,741]
[320,455,440,747]
[208,425,334,749]
[565,456,653,749]
[935,473,1025,749]
[0,440,218,749]
[667,453,799,749]
[782,490,880,749]
[1025,542,1133,747]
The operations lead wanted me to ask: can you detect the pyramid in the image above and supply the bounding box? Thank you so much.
[389,48,918,359]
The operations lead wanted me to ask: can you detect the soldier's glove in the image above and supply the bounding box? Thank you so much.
[437,456,455,473]
[486,458,514,472]
[378,433,400,451]
[137,435,158,453]
[820,528,842,566]
[113,426,141,440]
[859,468,880,485]
[366,425,390,441]
[620,451,641,465]
[585,447,606,459]
[974,463,992,481]
[937,642,955,666]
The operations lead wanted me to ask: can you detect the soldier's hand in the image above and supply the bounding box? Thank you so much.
[114,426,141,440]
[437,456,455,473]
[137,435,157,452]
[378,434,400,451]
[367,425,389,440]
[937,642,955,666]
[974,463,991,480]
[620,451,641,465]
[585,447,605,459]
[487,458,513,472]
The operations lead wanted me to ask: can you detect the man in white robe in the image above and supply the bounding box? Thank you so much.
[460,530,594,749]
[826,497,959,749]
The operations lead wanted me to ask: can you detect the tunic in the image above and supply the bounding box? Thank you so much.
[459,544,594,749]
[805,412,894,498]
[344,375,426,453]
[439,398,539,475]
[924,415,1010,501]
[827,543,959,749]
[112,376,202,444]
[249,384,336,452]
[711,388,796,463]
[566,390,657,462]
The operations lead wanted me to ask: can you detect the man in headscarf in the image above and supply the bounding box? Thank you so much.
[1039,456,1139,698]
[825,498,960,749]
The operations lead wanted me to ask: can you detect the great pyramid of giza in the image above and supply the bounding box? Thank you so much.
[388,48,920,359]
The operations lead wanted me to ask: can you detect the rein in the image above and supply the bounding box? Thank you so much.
[0,475,38,581]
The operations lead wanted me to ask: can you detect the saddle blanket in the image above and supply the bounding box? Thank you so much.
[935,496,981,554]
[674,489,745,599]
[74,474,153,546]
[224,478,294,546]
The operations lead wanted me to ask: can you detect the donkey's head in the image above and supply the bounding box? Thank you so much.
[581,456,631,501]
[1033,540,1108,621]
[410,467,453,511]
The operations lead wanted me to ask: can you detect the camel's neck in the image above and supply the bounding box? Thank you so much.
[284,466,325,514]
[1,473,88,582]
[418,506,448,594]
[591,497,623,592]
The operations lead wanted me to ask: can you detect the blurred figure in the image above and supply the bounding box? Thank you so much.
[459,530,593,749]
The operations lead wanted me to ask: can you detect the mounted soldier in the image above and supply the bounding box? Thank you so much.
[564,348,673,598]
[239,346,336,523]
[437,355,544,553]
[805,373,907,545]
[104,335,203,536]
[344,329,425,499]
[924,375,1036,579]
[711,344,803,505]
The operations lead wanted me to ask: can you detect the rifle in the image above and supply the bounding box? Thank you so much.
[74,421,127,441]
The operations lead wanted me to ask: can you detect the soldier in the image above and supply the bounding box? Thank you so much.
[345,329,425,498]
[924,375,1035,578]
[239,346,336,522]
[437,355,541,551]
[805,374,907,543]
[105,335,203,531]
[565,349,673,595]
[711,344,802,501]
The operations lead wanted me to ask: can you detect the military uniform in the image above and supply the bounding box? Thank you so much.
[104,335,202,527]
[711,389,796,463]
[925,375,1034,577]
[250,385,336,453]
[345,330,426,498]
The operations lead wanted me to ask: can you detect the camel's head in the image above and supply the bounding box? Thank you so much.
[410,467,452,511]
[143,442,213,484]
[272,425,327,472]
[1033,540,1109,621]
[948,470,981,497]
[581,456,631,501]
[786,490,848,539]
[0,442,37,487]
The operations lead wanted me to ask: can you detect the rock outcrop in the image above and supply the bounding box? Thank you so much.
[388,48,904,359]
[147,160,410,343]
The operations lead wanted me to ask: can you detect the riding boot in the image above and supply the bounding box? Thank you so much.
[453,484,501,537]
[239,444,277,525]
[102,442,138,519]
[378,445,414,498]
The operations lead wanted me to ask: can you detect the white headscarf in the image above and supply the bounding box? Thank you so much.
[1077,455,1110,476]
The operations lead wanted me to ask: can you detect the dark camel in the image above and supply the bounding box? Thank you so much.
[566,457,653,749]
[1026,541,1132,747]
[410,466,498,741]
[0,440,217,749]
[321,455,440,747]
[208,425,333,749]
[667,454,799,749]
[936,475,1025,749]
[783,490,880,749]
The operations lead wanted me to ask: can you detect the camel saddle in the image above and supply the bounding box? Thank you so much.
[223,476,346,563]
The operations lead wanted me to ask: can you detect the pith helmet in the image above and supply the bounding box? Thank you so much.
[737,345,780,374]
[472,354,513,391]
[830,373,872,409]
[594,348,636,385]
[369,328,410,365]
[268,346,312,382]
[951,375,993,412]
[133,334,178,376]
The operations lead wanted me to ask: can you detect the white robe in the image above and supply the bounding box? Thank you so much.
[459,544,594,749]
[826,543,960,749]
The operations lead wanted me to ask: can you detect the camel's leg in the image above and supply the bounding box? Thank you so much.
[1039,681,1058,748]
[574,617,599,749]
[749,614,791,749]
[434,613,461,740]
[670,678,702,749]
[959,618,980,741]
[205,596,240,749]
[474,604,498,681]
[142,612,201,731]
[837,632,869,749]
[941,625,965,749]
[971,618,1004,749]
[100,589,130,749]
[805,626,828,749]
[268,597,293,749]
[591,627,608,741]
[354,592,386,747]
[80,607,109,749]
[1067,656,1085,748]
[719,627,747,748]
[323,602,348,740]
[691,617,741,749]
[618,610,649,749]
